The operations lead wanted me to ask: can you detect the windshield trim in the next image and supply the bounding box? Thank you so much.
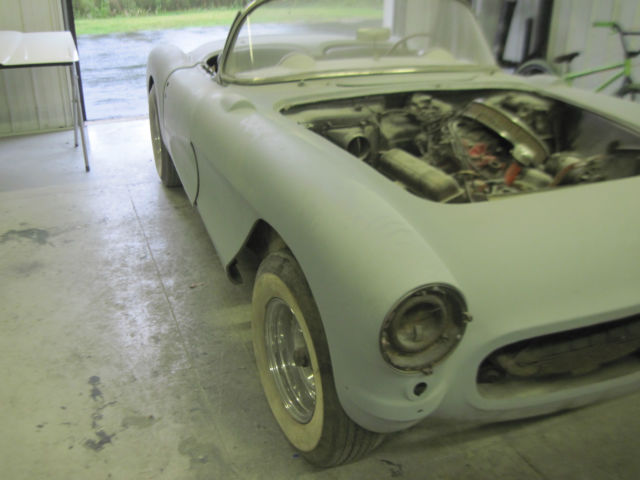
[218,0,269,85]
[225,63,498,86]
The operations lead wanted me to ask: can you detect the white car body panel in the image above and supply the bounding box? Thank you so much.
[147,1,640,434]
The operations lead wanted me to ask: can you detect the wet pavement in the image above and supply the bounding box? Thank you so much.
[77,27,229,120]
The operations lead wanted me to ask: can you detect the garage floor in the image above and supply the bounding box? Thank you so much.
[1,119,639,480]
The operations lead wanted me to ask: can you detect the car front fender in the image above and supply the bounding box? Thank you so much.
[189,94,460,430]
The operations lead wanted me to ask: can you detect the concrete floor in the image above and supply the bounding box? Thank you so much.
[1,119,639,480]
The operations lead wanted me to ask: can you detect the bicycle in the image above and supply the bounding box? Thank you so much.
[516,21,640,100]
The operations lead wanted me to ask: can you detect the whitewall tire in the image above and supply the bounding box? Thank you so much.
[252,250,384,466]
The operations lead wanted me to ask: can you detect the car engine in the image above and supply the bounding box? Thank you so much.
[282,90,640,202]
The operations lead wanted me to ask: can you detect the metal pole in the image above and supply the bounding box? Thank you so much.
[70,64,90,172]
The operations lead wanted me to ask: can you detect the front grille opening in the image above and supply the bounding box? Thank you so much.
[477,314,640,398]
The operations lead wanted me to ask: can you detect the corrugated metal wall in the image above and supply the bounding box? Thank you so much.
[548,0,640,94]
[0,0,74,137]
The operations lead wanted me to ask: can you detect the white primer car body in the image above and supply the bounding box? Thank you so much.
[147,0,640,465]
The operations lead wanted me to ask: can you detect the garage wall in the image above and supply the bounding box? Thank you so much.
[0,0,74,137]
[473,0,505,51]
[548,0,640,94]
[474,0,545,63]
[473,0,640,97]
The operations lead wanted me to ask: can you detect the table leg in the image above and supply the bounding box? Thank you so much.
[70,64,90,172]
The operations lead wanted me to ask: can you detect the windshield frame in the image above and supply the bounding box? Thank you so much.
[217,0,496,86]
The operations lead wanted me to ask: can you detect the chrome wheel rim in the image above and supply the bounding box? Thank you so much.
[264,298,316,423]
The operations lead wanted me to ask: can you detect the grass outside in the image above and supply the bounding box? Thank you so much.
[75,5,380,35]
[75,9,239,35]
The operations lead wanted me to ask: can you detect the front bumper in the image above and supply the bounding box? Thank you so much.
[336,306,640,433]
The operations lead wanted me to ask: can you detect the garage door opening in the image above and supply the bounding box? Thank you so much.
[68,1,238,120]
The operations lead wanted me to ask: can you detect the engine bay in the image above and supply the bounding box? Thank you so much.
[282,90,640,202]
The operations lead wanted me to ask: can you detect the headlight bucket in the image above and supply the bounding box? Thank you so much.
[380,284,471,373]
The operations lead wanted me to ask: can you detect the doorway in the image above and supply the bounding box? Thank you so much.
[65,0,236,120]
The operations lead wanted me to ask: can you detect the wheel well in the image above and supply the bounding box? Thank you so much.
[225,220,287,285]
[244,220,287,262]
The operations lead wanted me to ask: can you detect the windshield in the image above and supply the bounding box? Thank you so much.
[221,0,495,84]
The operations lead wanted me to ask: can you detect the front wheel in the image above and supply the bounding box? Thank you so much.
[252,250,383,466]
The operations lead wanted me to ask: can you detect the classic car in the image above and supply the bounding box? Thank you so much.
[147,0,640,466]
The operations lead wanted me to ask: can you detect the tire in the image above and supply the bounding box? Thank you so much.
[516,58,556,76]
[615,80,639,101]
[148,83,181,188]
[252,250,384,466]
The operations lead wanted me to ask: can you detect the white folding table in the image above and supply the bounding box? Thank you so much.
[0,30,90,171]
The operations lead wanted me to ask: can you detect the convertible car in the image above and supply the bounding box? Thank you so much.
[147,0,640,466]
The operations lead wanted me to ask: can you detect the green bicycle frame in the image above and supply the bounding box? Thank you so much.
[560,21,638,95]
[563,61,629,92]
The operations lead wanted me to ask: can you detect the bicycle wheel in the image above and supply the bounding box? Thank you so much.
[516,58,557,76]
[614,79,639,101]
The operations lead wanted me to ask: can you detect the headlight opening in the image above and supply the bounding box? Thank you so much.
[380,284,471,374]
